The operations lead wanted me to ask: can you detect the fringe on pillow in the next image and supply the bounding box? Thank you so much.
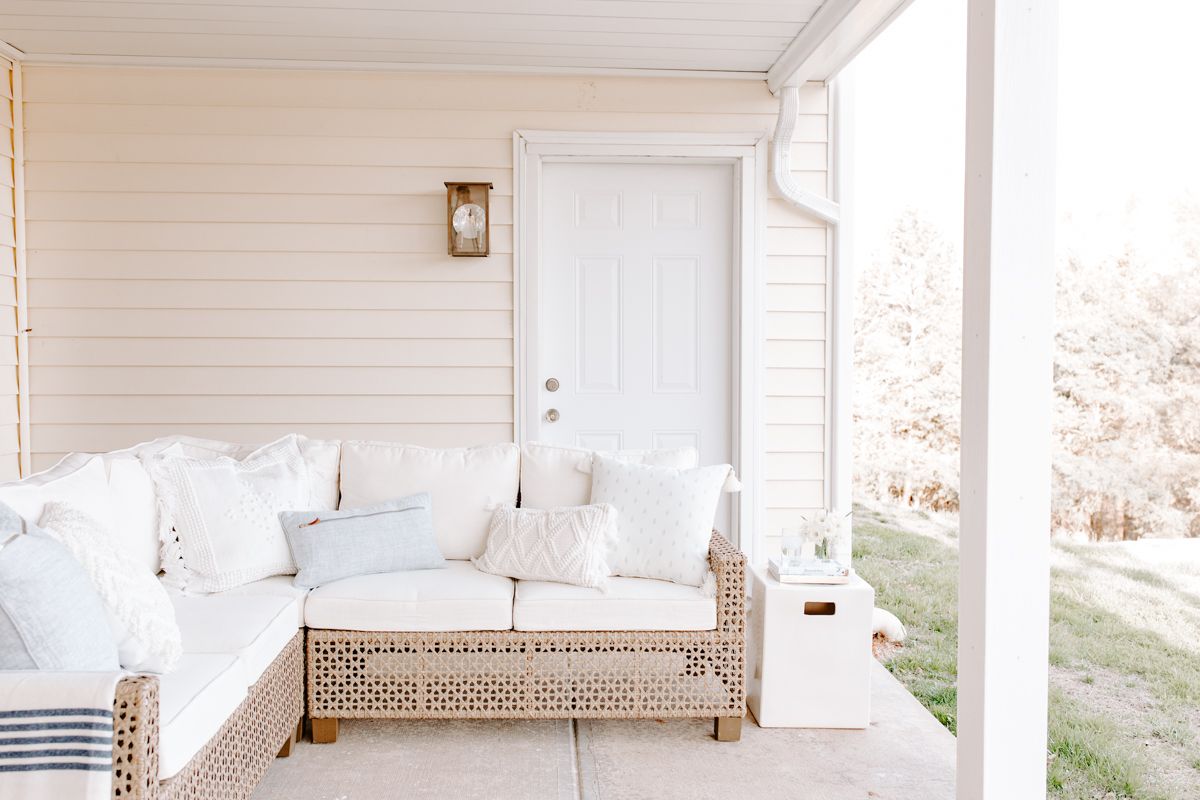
[149,467,192,593]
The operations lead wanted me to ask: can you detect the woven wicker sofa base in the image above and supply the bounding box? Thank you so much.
[307,628,745,721]
[111,631,304,800]
[307,533,747,731]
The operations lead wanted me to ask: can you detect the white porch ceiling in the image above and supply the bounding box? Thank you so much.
[0,0,834,77]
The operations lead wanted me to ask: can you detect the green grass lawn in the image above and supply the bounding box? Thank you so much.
[852,507,1200,800]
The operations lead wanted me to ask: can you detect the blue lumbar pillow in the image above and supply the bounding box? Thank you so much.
[0,502,120,671]
[279,492,447,589]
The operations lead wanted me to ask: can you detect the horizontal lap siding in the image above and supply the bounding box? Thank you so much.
[763,142,829,550]
[0,64,18,479]
[21,67,829,536]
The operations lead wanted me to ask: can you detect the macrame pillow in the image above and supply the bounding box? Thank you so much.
[473,504,617,589]
[39,502,182,673]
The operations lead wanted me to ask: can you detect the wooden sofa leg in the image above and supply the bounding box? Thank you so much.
[277,727,297,758]
[714,716,742,742]
[297,717,305,742]
[311,717,339,744]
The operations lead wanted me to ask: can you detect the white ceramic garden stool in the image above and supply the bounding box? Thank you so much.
[746,564,875,728]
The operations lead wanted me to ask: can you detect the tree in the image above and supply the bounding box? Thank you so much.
[855,204,1200,540]
[854,210,962,511]
[1053,252,1200,537]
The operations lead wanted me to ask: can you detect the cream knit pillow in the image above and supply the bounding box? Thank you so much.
[474,504,617,589]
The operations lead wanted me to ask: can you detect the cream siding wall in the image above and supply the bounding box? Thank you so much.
[0,62,19,479]
[18,66,828,541]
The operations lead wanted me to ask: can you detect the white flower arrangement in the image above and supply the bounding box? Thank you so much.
[800,508,850,546]
[781,508,852,566]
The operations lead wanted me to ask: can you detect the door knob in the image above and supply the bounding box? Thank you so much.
[545,377,560,392]
[545,408,560,423]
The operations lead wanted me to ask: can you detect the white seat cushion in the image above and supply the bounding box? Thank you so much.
[157,653,247,780]
[305,561,514,632]
[219,575,310,626]
[172,593,300,684]
[513,577,717,632]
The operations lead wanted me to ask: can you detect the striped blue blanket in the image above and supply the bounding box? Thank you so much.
[0,672,123,800]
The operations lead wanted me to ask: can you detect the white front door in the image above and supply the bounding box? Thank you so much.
[534,159,735,482]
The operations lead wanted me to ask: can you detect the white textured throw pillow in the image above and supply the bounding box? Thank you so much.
[474,504,617,589]
[519,442,699,509]
[150,435,321,593]
[590,456,736,588]
[39,502,182,673]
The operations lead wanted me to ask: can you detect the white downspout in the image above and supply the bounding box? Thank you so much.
[771,85,841,226]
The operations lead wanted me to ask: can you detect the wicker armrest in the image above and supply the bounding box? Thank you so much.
[708,531,747,636]
[113,675,160,800]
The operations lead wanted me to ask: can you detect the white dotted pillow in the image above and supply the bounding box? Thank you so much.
[590,456,736,588]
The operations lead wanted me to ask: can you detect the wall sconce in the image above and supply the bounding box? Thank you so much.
[445,181,492,257]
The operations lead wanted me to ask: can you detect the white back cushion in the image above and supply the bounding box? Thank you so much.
[0,455,118,541]
[28,449,165,575]
[339,442,520,560]
[135,434,340,510]
[519,442,699,509]
[107,456,163,573]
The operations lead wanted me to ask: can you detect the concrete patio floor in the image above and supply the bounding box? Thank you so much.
[253,661,955,800]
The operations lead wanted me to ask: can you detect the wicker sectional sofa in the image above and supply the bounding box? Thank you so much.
[0,436,747,800]
[305,532,746,744]
[112,631,304,800]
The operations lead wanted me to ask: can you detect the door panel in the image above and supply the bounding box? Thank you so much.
[537,161,734,485]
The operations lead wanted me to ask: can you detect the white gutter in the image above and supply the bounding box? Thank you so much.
[771,85,841,226]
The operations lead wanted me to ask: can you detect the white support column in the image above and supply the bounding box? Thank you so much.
[958,0,1058,798]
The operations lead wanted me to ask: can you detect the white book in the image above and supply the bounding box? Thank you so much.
[768,558,851,585]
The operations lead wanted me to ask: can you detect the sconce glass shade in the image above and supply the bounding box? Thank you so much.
[445,182,492,257]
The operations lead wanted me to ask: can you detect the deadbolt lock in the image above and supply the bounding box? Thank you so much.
[545,377,560,392]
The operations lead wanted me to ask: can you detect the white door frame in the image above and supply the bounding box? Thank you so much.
[513,130,767,560]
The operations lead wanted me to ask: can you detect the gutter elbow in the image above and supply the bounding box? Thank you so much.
[771,85,841,226]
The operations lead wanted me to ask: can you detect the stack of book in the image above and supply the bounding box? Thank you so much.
[768,557,851,585]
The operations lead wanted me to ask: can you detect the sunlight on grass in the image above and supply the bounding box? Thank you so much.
[852,516,959,732]
[1047,689,1155,800]
[852,510,1200,798]
[1050,582,1200,708]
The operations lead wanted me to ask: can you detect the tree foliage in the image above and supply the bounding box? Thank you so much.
[854,206,1200,539]
[854,211,962,512]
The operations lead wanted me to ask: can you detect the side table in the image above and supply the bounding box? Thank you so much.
[746,564,875,728]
